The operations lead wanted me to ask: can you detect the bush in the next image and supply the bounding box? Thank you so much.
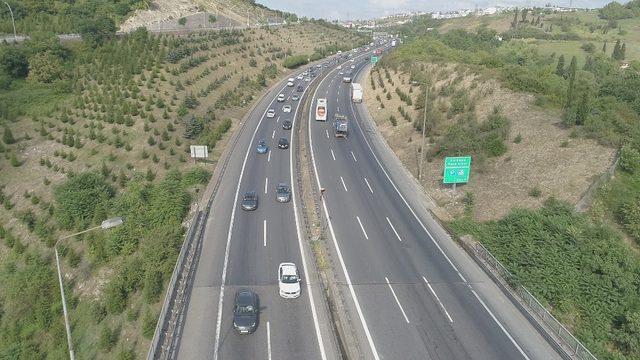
[54,172,115,230]
[282,55,309,69]
[142,310,157,339]
[620,145,640,174]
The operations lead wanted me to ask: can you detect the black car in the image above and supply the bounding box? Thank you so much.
[233,289,259,334]
[241,191,258,211]
[278,137,289,149]
[296,84,304,92]
[282,120,292,130]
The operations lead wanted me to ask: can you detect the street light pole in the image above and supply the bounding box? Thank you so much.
[55,217,123,360]
[418,84,429,181]
[3,1,17,42]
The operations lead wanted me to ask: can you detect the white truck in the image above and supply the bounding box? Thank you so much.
[391,40,397,47]
[351,83,363,103]
[316,98,327,121]
[334,115,348,138]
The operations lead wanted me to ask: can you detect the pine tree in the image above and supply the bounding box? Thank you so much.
[576,91,589,125]
[512,7,519,29]
[602,41,607,53]
[565,56,578,109]
[555,55,566,77]
[3,126,15,144]
[521,8,528,23]
[621,43,626,60]
[583,56,594,72]
[612,40,622,60]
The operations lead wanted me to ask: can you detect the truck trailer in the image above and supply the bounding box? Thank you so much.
[351,83,363,103]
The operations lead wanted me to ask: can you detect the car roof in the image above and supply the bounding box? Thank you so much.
[279,137,288,142]
[279,263,297,275]
[277,183,288,188]
[236,289,256,306]
[245,191,256,197]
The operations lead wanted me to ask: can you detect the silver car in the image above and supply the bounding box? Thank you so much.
[276,183,291,203]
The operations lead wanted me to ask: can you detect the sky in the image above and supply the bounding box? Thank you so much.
[257,0,616,20]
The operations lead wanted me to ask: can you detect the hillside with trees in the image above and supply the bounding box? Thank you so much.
[0,16,367,358]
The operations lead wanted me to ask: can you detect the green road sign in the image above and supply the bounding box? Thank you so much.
[371,56,378,63]
[443,156,471,184]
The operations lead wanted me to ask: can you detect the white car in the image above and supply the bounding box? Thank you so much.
[337,65,342,70]
[266,109,276,118]
[282,105,292,113]
[278,263,301,299]
[277,94,286,102]
[304,77,311,82]
[342,76,351,83]
[288,77,295,82]
[350,65,355,69]
[339,71,344,75]
[287,81,294,87]
[297,74,303,80]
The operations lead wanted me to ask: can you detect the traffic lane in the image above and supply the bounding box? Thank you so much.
[314,64,528,356]
[333,82,532,359]
[344,65,556,358]
[319,114,529,358]
[177,70,299,360]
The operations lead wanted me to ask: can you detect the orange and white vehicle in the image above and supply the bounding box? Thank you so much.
[315,98,327,121]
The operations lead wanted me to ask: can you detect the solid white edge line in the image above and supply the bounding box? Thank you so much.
[267,321,272,360]
[422,276,453,323]
[213,79,290,360]
[340,176,348,192]
[356,216,368,240]
[385,217,402,242]
[351,151,357,162]
[349,57,533,360]
[308,56,381,360]
[263,219,267,247]
[290,69,328,360]
[385,277,410,324]
[330,149,336,161]
[470,288,531,360]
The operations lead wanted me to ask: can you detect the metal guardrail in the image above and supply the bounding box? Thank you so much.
[473,242,597,360]
[146,210,202,360]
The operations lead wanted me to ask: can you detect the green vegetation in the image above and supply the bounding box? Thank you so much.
[0,0,147,34]
[451,199,640,359]
[282,54,309,69]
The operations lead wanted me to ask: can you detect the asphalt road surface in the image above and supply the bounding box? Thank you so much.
[176,43,564,360]
[306,48,565,360]
[177,63,338,360]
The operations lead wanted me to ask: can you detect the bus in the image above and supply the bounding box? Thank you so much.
[316,98,327,121]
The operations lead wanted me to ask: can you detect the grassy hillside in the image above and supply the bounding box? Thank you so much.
[378,7,640,359]
[0,22,367,358]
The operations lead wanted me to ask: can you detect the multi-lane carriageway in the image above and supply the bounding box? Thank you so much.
[176,45,564,360]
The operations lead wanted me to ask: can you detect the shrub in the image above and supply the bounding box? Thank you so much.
[54,172,115,230]
[282,55,309,69]
[620,145,640,174]
[529,186,542,198]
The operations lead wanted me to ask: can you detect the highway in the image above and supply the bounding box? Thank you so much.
[175,42,564,360]
[306,48,564,359]
[177,64,337,360]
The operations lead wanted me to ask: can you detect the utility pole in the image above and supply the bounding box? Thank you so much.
[418,85,429,181]
[3,1,17,42]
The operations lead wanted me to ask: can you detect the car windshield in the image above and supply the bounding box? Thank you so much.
[281,274,298,283]
[277,186,288,193]
[237,305,255,315]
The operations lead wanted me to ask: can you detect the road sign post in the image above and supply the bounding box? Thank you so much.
[443,156,471,190]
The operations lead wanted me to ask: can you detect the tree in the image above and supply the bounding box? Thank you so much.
[555,55,565,77]
[565,56,577,109]
[512,7,519,29]
[583,56,594,72]
[602,41,607,53]
[612,39,622,60]
[208,15,217,23]
[27,51,65,83]
[621,42,626,60]
[0,45,29,79]
[3,126,16,144]
[54,172,115,229]
[521,8,528,23]
[79,15,116,48]
[178,17,187,26]
[620,145,640,174]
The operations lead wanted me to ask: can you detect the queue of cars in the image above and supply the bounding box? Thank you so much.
[233,46,379,334]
